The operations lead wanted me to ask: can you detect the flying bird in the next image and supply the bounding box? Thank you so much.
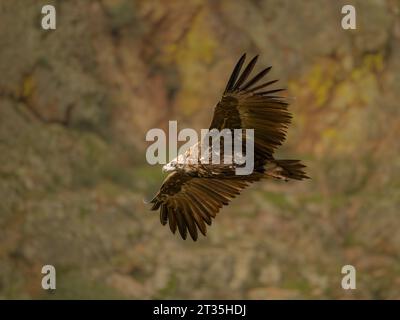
[148,54,308,241]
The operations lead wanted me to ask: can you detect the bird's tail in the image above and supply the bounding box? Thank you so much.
[264,159,309,181]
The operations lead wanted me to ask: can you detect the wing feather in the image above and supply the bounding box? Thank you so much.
[183,197,207,236]
[233,55,258,91]
[180,199,198,240]
[209,54,291,159]
[241,67,273,91]
[160,204,168,225]
[184,193,212,225]
[150,172,254,240]
[167,208,177,234]
[223,53,246,94]
[175,208,188,240]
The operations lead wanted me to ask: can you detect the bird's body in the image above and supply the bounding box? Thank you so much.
[149,54,309,240]
[162,137,243,177]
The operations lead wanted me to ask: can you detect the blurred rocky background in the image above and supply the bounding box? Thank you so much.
[0,0,399,299]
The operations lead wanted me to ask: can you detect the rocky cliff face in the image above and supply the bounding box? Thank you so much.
[0,0,399,299]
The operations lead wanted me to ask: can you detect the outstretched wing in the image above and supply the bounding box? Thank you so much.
[209,54,292,160]
[150,171,262,240]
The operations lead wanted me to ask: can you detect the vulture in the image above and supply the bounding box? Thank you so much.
[148,54,308,241]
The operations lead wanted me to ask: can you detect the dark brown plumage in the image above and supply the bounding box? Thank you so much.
[149,54,308,241]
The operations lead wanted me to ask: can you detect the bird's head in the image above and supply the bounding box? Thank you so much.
[162,160,178,173]
[163,154,187,173]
